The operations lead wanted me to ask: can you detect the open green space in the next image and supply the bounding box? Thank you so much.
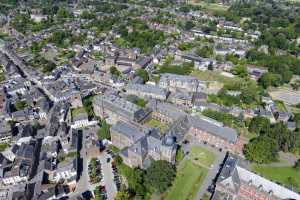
[0,143,9,152]
[26,56,56,73]
[163,159,208,200]
[163,146,215,200]
[189,146,216,168]
[290,106,300,114]
[252,164,300,192]
[274,100,287,112]
[145,119,169,134]
[0,30,13,41]
[71,107,86,120]
[191,70,242,86]
[188,0,229,11]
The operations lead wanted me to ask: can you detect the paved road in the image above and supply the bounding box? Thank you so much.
[184,142,226,200]
[99,152,117,200]
[69,137,95,199]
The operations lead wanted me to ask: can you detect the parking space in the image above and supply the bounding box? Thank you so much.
[97,151,119,200]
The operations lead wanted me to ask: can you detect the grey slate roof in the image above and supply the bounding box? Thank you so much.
[188,115,238,143]
[127,83,168,97]
[111,121,146,143]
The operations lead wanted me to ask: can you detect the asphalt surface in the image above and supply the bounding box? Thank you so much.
[99,152,117,200]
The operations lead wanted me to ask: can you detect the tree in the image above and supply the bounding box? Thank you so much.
[243,136,279,164]
[287,177,298,189]
[110,66,121,77]
[15,100,27,111]
[231,65,247,78]
[97,120,110,140]
[196,46,213,58]
[294,159,300,171]
[248,116,270,134]
[80,11,96,19]
[135,69,149,82]
[144,160,176,193]
[258,73,282,88]
[175,146,184,163]
[184,20,195,30]
[115,188,130,200]
[56,7,73,19]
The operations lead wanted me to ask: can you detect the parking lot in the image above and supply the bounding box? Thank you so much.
[95,150,120,200]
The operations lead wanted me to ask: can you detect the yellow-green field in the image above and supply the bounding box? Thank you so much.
[188,0,229,11]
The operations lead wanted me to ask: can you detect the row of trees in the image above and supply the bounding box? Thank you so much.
[244,116,300,163]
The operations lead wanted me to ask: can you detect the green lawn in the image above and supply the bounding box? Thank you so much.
[164,160,208,200]
[188,0,229,11]
[145,119,169,133]
[275,100,287,112]
[163,146,215,200]
[0,143,8,152]
[71,107,86,120]
[191,70,243,86]
[252,164,300,192]
[290,106,300,114]
[189,146,216,168]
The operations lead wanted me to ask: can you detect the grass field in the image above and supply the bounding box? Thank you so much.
[191,70,243,86]
[252,164,300,192]
[188,0,229,11]
[274,100,287,112]
[71,107,86,120]
[164,160,208,200]
[189,146,216,168]
[290,106,300,114]
[145,119,169,134]
[163,146,215,200]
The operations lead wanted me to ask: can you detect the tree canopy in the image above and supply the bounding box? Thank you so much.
[135,69,149,82]
[144,160,176,193]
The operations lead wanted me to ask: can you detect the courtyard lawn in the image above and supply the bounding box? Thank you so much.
[164,159,208,200]
[189,146,216,168]
[145,119,169,133]
[252,164,300,192]
[71,107,86,120]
